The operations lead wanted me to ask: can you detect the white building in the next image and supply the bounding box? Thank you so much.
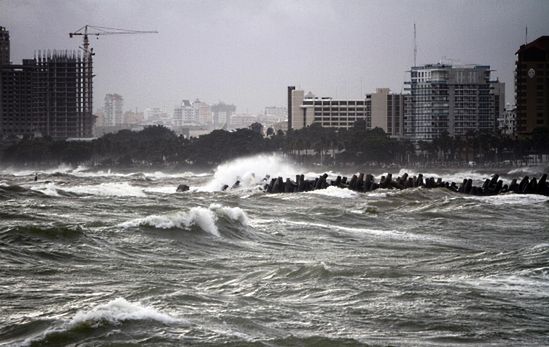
[104,94,123,126]
[287,86,404,137]
[404,63,505,141]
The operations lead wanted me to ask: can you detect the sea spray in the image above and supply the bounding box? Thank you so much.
[200,154,301,191]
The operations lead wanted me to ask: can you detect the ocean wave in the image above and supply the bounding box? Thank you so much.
[120,204,249,236]
[282,219,443,243]
[0,225,84,243]
[307,186,358,199]
[199,154,301,192]
[29,182,177,197]
[459,193,549,205]
[69,297,180,326]
[456,272,549,298]
[20,298,183,347]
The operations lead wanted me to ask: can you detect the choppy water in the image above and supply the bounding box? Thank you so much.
[1,155,548,346]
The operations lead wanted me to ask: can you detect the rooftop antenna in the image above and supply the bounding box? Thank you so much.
[413,22,417,67]
[525,26,528,44]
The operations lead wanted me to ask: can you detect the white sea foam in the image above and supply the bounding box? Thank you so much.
[307,186,358,199]
[457,273,549,298]
[209,203,249,225]
[460,193,549,205]
[29,182,178,197]
[120,204,249,236]
[29,182,61,197]
[69,297,180,326]
[199,154,301,191]
[282,219,440,242]
[21,298,183,346]
[62,182,148,197]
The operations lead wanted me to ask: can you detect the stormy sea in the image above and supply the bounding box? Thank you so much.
[1,154,548,346]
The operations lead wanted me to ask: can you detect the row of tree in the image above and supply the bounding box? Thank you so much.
[1,122,549,167]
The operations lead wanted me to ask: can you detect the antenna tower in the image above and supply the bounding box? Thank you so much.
[413,22,417,67]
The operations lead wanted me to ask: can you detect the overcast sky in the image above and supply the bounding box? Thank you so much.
[2,0,549,113]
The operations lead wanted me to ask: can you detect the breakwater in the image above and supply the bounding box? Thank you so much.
[256,172,549,196]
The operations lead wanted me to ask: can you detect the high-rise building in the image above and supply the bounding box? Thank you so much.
[367,88,404,137]
[193,99,211,125]
[0,26,9,65]
[404,64,504,141]
[211,102,236,129]
[104,93,124,126]
[515,36,549,135]
[287,87,404,136]
[0,27,93,138]
[173,100,195,126]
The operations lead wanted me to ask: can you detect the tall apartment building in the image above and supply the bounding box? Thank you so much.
[287,87,404,137]
[173,100,196,126]
[0,27,93,138]
[0,26,9,65]
[515,36,549,135]
[104,93,124,126]
[404,64,504,141]
[193,99,211,125]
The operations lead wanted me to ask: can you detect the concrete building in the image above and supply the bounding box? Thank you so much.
[173,100,195,126]
[367,88,404,137]
[264,106,287,119]
[211,102,236,129]
[192,99,211,126]
[498,104,517,136]
[0,27,93,138]
[404,64,504,141]
[230,113,258,129]
[104,93,124,126]
[0,26,9,65]
[287,87,404,136]
[515,36,549,135]
[288,89,370,130]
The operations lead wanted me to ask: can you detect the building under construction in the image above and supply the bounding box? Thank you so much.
[0,26,94,139]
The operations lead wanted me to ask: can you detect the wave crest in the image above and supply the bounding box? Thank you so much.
[69,297,179,326]
[120,204,249,236]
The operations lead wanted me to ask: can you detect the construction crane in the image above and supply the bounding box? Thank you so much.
[69,25,158,135]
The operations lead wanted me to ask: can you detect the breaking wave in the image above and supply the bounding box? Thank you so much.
[120,204,249,236]
[69,297,180,326]
[200,154,301,191]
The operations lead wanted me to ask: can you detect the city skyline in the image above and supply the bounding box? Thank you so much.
[2,0,549,113]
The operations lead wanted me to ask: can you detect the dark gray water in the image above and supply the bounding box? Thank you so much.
[1,155,548,346]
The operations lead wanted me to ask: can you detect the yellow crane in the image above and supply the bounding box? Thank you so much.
[68,25,158,133]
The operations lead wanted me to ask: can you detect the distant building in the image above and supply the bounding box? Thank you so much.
[515,36,549,135]
[288,89,370,130]
[192,99,211,126]
[367,88,404,137]
[287,87,404,137]
[211,102,236,129]
[404,63,504,141]
[0,27,93,138]
[144,107,171,126]
[230,113,258,129]
[173,100,195,126]
[104,93,124,126]
[123,110,144,125]
[498,104,516,136]
[264,106,287,119]
[0,26,9,65]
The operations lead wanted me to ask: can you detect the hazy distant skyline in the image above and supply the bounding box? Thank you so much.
[2,0,549,113]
